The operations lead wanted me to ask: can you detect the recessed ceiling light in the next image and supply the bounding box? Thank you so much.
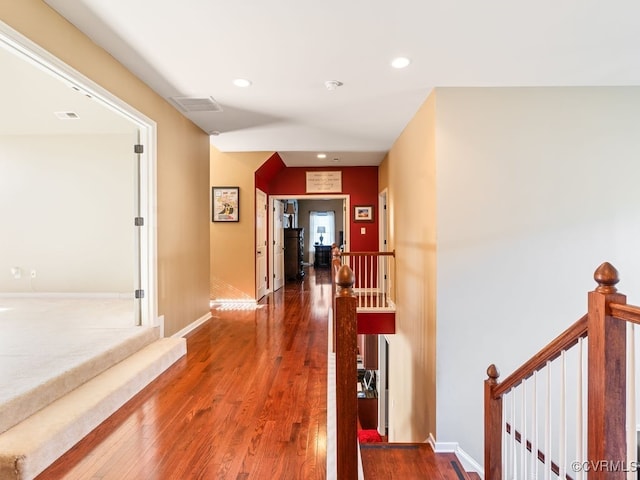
[233,78,252,88]
[317,153,327,159]
[391,57,411,69]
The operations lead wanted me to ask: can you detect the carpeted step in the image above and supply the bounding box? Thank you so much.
[0,337,186,480]
[0,326,160,435]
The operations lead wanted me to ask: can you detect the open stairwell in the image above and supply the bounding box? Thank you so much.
[0,328,186,480]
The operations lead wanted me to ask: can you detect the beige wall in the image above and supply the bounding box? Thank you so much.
[0,0,211,336]
[210,149,273,300]
[385,92,437,442]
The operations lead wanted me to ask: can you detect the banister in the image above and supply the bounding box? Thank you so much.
[610,302,640,325]
[485,262,631,480]
[492,315,588,398]
[333,264,358,480]
[340,250,396,257]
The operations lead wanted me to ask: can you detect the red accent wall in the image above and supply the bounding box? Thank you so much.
[357,312,396,334]
[270,166,379,252]
[255,152,285,193]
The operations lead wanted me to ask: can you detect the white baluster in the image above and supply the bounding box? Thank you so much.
[521,380,527,480]
[576,337,584,480]
[502,390,508,476]
[559,350,566,479]
[627,323,636,480]
[545,361,551,480]
[532,371,538,480]
[511,391,517,479]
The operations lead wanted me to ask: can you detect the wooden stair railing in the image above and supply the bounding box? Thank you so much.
[339,250,395,310]
[333,263,358,480]
[485,262,640,480]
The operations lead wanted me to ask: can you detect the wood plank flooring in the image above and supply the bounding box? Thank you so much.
[360,444,474,480]
[36,266,473,480]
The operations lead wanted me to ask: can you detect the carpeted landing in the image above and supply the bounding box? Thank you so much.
[0,298,186,480]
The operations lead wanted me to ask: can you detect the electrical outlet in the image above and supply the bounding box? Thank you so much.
[10,267,21,279]
[30,269,37,278]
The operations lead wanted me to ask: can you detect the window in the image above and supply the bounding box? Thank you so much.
[309,211,335,246]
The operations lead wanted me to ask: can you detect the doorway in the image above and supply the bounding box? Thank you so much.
[269,195,350,289]
[256,189,267,300]
[0,22,157,327]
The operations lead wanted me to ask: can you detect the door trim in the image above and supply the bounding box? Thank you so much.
[268,194,350,290]
[0,21,159,332]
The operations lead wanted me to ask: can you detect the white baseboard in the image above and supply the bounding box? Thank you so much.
[456,447,484,478]
[430,433,484,479]
[172,311,212,338]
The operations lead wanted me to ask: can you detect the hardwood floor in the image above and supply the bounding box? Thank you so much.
[360,444,475,480]
[37,268,330,480]
[36,266,473,480]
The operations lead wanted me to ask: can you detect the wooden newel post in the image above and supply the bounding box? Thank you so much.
[335,264,358,480]
[588,262,627,479]
[484,364,502,480]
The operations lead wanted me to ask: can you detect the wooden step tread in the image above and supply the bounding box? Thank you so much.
[360,442,476,479]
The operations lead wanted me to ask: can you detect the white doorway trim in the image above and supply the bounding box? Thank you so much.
[0,21,159,331]
[268,194,350,289]
[256,188,268,300]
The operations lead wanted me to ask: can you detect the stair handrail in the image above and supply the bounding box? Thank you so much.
[491,315,588,398]
[333,263,358,480]
[485,262,640,480]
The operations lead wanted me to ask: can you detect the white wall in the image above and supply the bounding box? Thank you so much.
[434,87,640,464]
[0,133,136,293]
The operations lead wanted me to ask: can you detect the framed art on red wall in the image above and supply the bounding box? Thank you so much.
[354,205,374,222]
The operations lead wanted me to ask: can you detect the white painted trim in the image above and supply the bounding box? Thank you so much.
[172,312,212,339]
[210,299,258,307]
[268,194,351,287]
[430,434,484,478]
[0,19,159,333]
[455,446,484,479]
[433,441,458,453]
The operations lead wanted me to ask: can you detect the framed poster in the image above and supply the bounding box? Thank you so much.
[354,205,374,222]
[212,186,239,222]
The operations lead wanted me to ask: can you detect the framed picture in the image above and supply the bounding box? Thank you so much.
[354,205,374,222]
[212,186,239,222]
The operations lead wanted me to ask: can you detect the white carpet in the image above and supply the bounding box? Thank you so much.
[0,297,187,480]
[0,298,149,432]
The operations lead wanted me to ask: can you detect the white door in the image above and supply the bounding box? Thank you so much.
[256,189,267,300]
[273,200,285,291]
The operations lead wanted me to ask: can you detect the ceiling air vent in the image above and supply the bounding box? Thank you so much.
[54,111,80,120]
[169,96,223,113]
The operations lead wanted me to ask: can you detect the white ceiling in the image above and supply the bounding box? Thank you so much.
[41,0,640,167]
[0,43,135,136]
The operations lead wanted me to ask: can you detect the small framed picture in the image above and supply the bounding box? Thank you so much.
[212,186,239,222]
[354,205,374,222]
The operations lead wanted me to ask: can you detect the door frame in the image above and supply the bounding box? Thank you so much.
[269,194,350,289]
[272,198,285,292]
[255,188,268,300]
[0,21,159,332]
